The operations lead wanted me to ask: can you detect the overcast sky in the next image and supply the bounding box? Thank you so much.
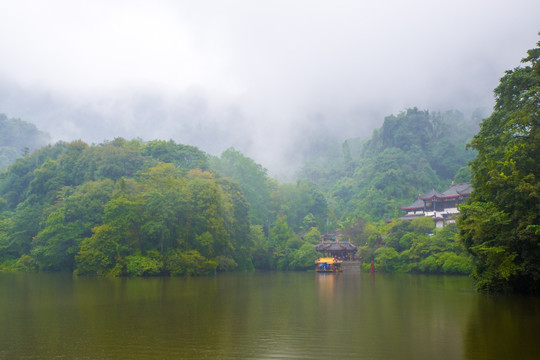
[0,0,538,177]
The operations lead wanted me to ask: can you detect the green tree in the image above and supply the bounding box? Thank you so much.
[138,163,188,253]
[304,227,322,244]
[142,140,209,171]
[459,38,540,294]
[274,180,328,232]
[210,148,275,226]
[409,216,435,234]
[373,247,400,272]
[165,249,217,276]
[454,166,471,183]
[185,171,232,256]
[216,178,253,271]
[383,220,411,251]
[340,217,366,244]
[75,223,126,276]
[31,179,115,271]
[289,242,319,270]
[250,224,271,269]
[4,202,47,258]
[125,253,163,276]
[269,214,294,254]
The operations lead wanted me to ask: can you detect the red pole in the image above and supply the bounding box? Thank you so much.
[370,260,374,273]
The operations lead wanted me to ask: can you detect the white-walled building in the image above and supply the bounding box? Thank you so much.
[400,182,472,228]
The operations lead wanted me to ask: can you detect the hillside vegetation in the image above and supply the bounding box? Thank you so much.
[0,139,326,275]
[299,108,481,223]
[0,113,50,170]
[1,39,536,289]
[459,39,540,294]
[0,109,476,277]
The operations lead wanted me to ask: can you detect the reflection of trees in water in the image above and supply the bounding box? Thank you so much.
[464,295,540,359]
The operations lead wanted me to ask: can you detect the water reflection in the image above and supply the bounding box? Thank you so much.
[316,273,336,300]
[465,294,540,359]
[1,272,539,359]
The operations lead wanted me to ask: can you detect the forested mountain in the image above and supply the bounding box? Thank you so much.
[0,113,50,170]
[0,139,326,275]
[288,108,482,276]
[2,40,534,284]
[298,108,482,223]
[0,47,537,296]
[0,139,243,275]
[0,104,483,278]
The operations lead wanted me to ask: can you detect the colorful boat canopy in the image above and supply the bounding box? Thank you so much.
[315,257,342,264]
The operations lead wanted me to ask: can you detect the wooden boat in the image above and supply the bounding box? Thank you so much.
[315,257,343,273]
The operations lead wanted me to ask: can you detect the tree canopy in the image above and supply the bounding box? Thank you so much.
[4,35,536,284]
[0,138,328,275]
[459,39,540,294]
[299,108,480,223]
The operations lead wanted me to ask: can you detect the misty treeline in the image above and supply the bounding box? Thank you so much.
[1,38,538,292]
[298,107,480,221]
[0,113,50,170]
[0,109,474,277]
[344,38,539,294]
[292,108,480,276]
[0,139,327,275]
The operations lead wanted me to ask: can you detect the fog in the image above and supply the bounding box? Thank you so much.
[0,0,538,178]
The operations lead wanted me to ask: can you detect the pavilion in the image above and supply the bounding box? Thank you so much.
[314,240,358,261]
[400,182,472,227]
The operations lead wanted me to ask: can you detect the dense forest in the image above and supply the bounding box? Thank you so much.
[0,113,50,170]
[297,108,481,221]
[0,139,327,275]
[0,110,476,277]
[1,40,537,295]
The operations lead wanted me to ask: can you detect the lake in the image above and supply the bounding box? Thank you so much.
[1,271,539,359]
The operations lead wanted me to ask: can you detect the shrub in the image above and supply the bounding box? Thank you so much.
[215,255,238,272]
[165,249,217,276]
[374,247,400,272]
[286,236,303,250]
[125,255,163,276]
[439,252,473,274]
[16,254,37,271]
[418,252,473,275]
[289,243,319,270]
[410,216,435,234]
[357,245,374,262]
[304,227,322,244]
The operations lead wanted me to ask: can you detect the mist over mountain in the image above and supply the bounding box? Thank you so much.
[0,77,499,180]
[0,1,538,178]
[0,113,50,169]
[0,83,407,177]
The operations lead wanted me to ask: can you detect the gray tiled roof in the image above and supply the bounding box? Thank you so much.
[402,182,471,209]
[401,197,424,210]
[315,241,357,252]
[441,182,472,197]
[420,189,445,200]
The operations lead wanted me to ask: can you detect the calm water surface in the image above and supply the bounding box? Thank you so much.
[1,272,539,359]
